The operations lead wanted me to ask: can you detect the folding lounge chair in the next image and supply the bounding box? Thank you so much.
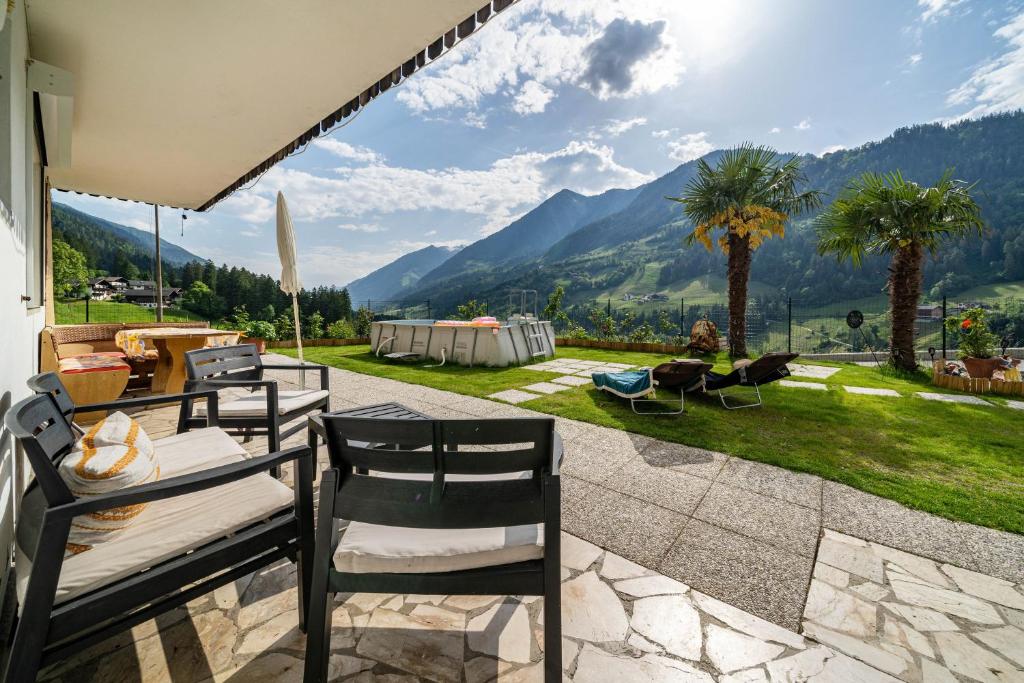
[701,352,799,409]
[593,360,711,415]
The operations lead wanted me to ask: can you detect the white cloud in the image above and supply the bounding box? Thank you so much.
[603,117,648,136]
[947,11,1024,118]
[651,128,677,138]
[820,144,845,155]
[313,139,383,164]
[794,118,812,131]
[918,0,963,22]
[513,80,555,114]
[219,139,653,236]
[666,132,713,163]
[907,53,923,66]
[338,223,386,233]
[239,228,260,238]
[769,127,781,134]
[425,230,438,237]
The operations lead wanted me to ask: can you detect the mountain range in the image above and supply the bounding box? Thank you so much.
[348,111,1024,314]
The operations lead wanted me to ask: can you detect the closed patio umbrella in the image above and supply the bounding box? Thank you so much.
[276,191,305,388]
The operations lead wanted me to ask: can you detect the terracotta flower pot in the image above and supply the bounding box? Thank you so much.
[241,337,267,354]
[962,356,1000,379]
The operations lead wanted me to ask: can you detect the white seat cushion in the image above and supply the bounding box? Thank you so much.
[195,389,328,417]
[16,427,294,607]
[334,471,543,574]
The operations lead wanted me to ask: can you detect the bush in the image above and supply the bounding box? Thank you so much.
[326,319,355,338]
[945,307,998,359]
[354,307,374,336]
[274,313,295,340]
[306,311,325,339]
[455,299,488,320]
[245,320,277,341]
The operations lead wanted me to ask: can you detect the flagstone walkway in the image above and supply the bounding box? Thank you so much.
[41,355,1022,681]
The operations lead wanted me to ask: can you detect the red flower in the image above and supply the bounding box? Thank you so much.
[961,319,973,330]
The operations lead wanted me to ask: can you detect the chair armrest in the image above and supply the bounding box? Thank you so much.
[551,431,563,476]
[55,445,311,518]
[76,389,219,414]
[195,379,278,390]
[260,364,330,391]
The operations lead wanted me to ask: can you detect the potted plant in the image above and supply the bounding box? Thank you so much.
[945,307,999,378]
[242,320,277,354]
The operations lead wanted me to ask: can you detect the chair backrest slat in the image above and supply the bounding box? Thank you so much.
[4,394,76,505]
[26,372,76,421]
[185,344,262,381]
[322,415,554,529]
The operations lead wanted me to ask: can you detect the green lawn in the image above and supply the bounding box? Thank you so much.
[55,299,200,324]
[280,344,1024,535]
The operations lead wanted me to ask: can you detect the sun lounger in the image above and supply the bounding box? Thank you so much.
[701,352,799,409]
[593,361,708,415]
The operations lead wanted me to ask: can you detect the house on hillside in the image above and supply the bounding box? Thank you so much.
[122,287,182,307]
[127,279,156,290]
[87,276,127,300]
[916,304,943,321]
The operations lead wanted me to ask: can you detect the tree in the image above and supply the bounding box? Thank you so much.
[179,281,225,320]
[306,311,325,339]
[52,239,89,296]
[668,144,821,356]
[815,170,984,370]
[455,299,488,320]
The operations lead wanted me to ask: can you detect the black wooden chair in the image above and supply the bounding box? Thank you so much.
[2,391,314,683]
[304,416,562,683]
[181,344,330,472]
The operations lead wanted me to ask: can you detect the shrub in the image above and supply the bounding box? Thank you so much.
[274,313,295,340]
[306,311,325,339]
[455,299,488,320]
[353,307,374,337]
[326,319,355,339]
[245,320,277,341]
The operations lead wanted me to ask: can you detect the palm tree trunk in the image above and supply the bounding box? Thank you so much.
[888,241,923,370]
[726,231,751,357]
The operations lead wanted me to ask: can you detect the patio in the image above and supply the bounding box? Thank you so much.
[34,356,1024,682]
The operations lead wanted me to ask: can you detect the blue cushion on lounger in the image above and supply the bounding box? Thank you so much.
[592,369,652,398]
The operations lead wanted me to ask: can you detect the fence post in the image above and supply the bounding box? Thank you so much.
[85,295,90,323]
[787,297,792,354]
[426,299,431,320]
[941,295,947,360]
[607,297,611,317]
[679,298,685,337]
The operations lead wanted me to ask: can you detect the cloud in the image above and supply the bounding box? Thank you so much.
[947,11,1024,118]
[769,127,781,134]
[579,18,681,99]
[918,0,964,22]
[820,144,846,155]
[603,117,648,136]
[313,139,383,164]
[651,128,677,138]
[907,53,924,66]
[338,223,386,233]
[513,80,556,114]
[219,139,653,236]
[238,228,260,238]
[794,118,812,131]
[666,132,713,163]
[425,230,438,237]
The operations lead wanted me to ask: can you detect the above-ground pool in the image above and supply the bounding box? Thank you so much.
[370,318,556,367]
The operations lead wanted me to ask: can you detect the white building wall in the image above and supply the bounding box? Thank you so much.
[0,0,46,609]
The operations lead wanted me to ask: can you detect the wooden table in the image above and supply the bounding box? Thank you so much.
[307,403,430,472]
[132,328,241,394]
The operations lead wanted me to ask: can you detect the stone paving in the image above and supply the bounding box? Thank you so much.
[34,354,1024,682]
[804,530,1024,682]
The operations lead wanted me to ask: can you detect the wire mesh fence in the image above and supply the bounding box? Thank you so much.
[54,297,202,324]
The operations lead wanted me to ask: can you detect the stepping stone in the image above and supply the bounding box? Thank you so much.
[916,392,990,406]
[844,386,900,397]
[1006,400,1024,410]
[551,375,593,387]
[523,364,559,372]
[486,389,539,404]
[779,380,828,390]
[574,369,601,377]
[522,381,571,394]
[789,363,841,379]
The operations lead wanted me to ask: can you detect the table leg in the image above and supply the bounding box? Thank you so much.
[150,337,207,394]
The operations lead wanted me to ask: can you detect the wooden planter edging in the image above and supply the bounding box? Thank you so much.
[267,337,370,349]
[555,338,694,354]
[932,361,1024,396]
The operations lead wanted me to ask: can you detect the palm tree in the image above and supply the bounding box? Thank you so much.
[668,144,821,357]
[815,170,984,370]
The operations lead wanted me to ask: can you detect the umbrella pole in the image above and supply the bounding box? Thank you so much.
[292,294,305,389]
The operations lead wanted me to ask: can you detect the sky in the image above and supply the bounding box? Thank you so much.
[56,0,1024,288]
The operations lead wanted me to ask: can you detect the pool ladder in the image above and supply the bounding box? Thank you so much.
[522,321,548,357]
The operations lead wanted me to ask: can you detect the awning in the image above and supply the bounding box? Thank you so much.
[27,0,517,211]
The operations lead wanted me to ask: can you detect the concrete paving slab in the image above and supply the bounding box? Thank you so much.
[486,389,539,404]
[602,456,713,515]
[954,521,1024,584]
[640,441,730,480]
[694,482,822,557]
[780,379,828,390]
[1007,400,1024,410]
[844,386,900,397]
[521,381,571,394]
[789,363,841,379]
[916,392,990,405]
[575,489,689,570]
[551,375,593,387]
[716,458,824,510]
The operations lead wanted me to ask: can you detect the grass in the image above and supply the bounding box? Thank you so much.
[280,344,1024,535]
[55,299,200,324]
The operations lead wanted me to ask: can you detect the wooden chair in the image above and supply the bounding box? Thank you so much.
[2,391,314,683]
[181,344,330,463]
[304,416,562,683]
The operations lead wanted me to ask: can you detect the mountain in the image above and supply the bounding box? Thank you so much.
[345,244,461,304]
[400,111,1024,315]
[53,202,205,273]
[415,186,639,287]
